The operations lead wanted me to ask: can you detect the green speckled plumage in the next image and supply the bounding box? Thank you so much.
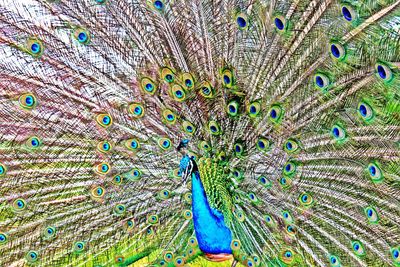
[198,158,234,224]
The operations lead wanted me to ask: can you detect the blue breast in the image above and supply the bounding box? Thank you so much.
[191,171,232,254]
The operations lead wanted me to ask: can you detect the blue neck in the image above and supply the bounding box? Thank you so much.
[191,171,232,254]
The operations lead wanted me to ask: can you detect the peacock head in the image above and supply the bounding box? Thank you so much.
[179,155,196,184]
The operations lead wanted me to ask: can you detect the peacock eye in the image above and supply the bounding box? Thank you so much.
[147,214,159,224]
[74,28,90,44]
[199,81,215,98]
[128,103,145,118]
[182,72,195,90]
[248,192,259,204]
[182,209,192,220]
[220,68,235,88]
[158,137,172,150]
[161,67,175,83]
[0,163,6,177]
[153,0,164,10]
[258,175,272,188]
[125,138,140,152]
[164,251,174,262]
[97,141,112,153]
[329,255,340,267]
[283,161,297,176]
[0,233,8,244]
[234,142,244,157]
[114,204,126,215]
[26,251,39,263]
[286,224,297,236]
[188,237,197,246]
[246,258,255,267]
[341,5,357,22]
[281,210,294,223]
[182,120,196,135]
[364,206,379,224]
[351,240,365,256]
[129,168,142,180]
[158,189,171,200]
[227,100,240,117]
[236,13,248,30]
[96,114,112,128]
[391,247,400,263]
[265,214,276,226]
[233,208,245,222]
[19,93,37,109]
[113,174,123,185]
[13,198,26,211]
[140,77,157,95]
[367,162,383,183]
[281,248,294,264]
[43,226,57,239]
[331,125,346,141]
[171,84,187,102]
[208,120,222,135]
[26,136,41,150]
[274,16,286,31]
[284,139,300,153]
[175,256,185,266]
[314,73,331,91]
[74,242,85,253]
[330,42,346,60]
[91,186,105,198]
[248,101,261,117]
[375,63,393,83]
[27,38,44,57]
[162,109,177,124]
[96,163,110,175]
[256,137,271,153]
[299,193,313,207]
[230,239,241,250]
[268,104,283,123]
[358,102,374,121]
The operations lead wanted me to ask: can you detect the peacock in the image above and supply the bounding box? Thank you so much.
[0,0,400,266]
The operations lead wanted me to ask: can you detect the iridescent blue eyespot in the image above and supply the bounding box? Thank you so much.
[165,74,173,82]
[96,114,113,128]
[341,6,356,22]
[26,251,39,263]
[329,255,340,267]
[145,83,154,92]
[78,32,88,43]
[330,43,345,60]
[0,233,7,244]
[154,0,164,10]
[331,45,340,58]
[331,125,346,141]
[185,79,193,87]
[13,198,26,211]
[74,241,85,253]
[274,17,285,31]
[31,43,40,54]
[25,95,34,106]
[102,116,111,125]
[236,14,248,30]
[392,247,399,260]
[375,63,393,83]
